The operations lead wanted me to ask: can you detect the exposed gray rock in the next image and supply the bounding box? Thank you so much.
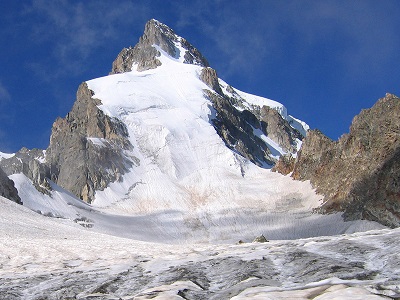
[0,167,21,204]
[0,148,50,194]
[253,234,269,243]
[205,89,275,167]
[111,19,209,74]
[200,67,223,95]
[205,87,304,167]
[280,93,400,227]
[46,82,134,202]
[260,106,302,153]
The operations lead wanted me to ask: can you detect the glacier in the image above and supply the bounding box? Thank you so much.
[0,196,398,299]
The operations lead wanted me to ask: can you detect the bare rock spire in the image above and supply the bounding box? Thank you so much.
[111,19,209,74]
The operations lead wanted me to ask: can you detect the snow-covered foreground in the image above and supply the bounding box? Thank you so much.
[1,196,399,299]
[10,172,385,244]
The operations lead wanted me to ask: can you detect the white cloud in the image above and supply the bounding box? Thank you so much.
[23,0,150,78]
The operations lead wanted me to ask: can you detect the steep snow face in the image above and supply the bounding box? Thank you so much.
[86,46,312,215]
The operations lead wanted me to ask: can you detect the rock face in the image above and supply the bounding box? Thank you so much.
[111,19,209,74]
[0,83,135,203]
[203,79,303,167]
[45,83,134,202]
[0,167,21,204]
[277,94,400,227]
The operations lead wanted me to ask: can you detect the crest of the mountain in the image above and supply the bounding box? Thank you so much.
[111,19,209,73]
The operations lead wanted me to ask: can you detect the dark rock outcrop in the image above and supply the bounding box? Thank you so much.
[278,93,400,227]
[200,67,223,95]
[0,167,21,204]
[205,89,275,166]
[204,85,304,167]
[111,19,209,74]
[253,234,269,243]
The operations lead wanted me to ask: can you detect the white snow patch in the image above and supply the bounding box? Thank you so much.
[87,137,108,148]
[0,151,14,160]
[252,127,287,159]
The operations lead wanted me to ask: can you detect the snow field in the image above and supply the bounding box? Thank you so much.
[1,196,398,299]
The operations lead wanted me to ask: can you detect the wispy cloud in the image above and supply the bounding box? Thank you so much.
[22,0,149,79]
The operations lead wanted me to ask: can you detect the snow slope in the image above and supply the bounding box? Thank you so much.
[0,196,398,299]
[0,151,14,160]
[10,172,386,244]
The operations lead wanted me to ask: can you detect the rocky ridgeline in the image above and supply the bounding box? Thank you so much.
[200,65,303,167]
[111,19,209,74]
[274,93,400,227]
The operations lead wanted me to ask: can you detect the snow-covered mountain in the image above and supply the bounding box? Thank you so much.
[0,19,399,299]
[0,19,383,242]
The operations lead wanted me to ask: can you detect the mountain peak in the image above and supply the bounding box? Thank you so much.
[111,19,209,74]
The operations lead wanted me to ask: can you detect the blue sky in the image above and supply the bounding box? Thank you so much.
[0,0,399,153]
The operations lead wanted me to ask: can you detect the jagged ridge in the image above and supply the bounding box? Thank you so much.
[275,93,400,227]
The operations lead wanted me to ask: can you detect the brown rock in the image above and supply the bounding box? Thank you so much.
[287,93,400,227]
